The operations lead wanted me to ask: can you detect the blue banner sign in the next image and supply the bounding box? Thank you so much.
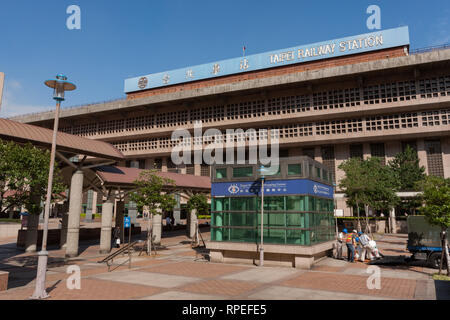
[125,26,409,93]
[212,179,334,199]
[124,216,131,229]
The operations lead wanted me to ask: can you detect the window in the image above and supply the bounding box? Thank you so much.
[233,167,253,178]
[288,164,302,176]
[216,168,227,179]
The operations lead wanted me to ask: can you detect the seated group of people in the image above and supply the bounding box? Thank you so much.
[334,229,382,263]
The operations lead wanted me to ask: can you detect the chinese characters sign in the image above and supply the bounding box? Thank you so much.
[124,26,409,93]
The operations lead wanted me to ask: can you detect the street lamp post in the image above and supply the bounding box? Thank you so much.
[31,74,76,300]
[258,166,267,267]
[260,175,265,267]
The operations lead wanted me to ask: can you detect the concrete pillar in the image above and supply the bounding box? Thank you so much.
[194,164,201,176]
[188,209,198,239]
[363,143,371,160]
[92,191,98,215]
[85,190,94,222]
[389,208,397,234]
[385,141,402,163]
[100,195,115,254]
[25,214,40,253]
[66,170,84,258]
[442,137,450,179]
[59,212,69,249]
[417,139,429,175]
[39,200,44,223]
[173,194,181,226]
[152,213,162,245]
[314,146,322,163]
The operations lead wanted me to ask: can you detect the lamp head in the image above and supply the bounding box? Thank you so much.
[44,74,76,101]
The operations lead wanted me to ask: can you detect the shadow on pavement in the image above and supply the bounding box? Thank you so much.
[435,280,450,300]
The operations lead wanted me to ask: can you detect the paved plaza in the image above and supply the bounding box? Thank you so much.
[0,230,447,300]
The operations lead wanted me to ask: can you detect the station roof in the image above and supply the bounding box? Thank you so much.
[94,166,211,191]
[0,118,124,161]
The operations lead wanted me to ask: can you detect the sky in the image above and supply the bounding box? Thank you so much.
[0,0,449,117]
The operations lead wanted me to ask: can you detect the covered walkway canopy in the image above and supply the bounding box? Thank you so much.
[93,166,211,193]
[0,117,124,161]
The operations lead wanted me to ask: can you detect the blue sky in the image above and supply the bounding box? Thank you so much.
[0,0,449,117]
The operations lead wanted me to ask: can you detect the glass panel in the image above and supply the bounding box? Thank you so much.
[288,164,302,175]
[286,229,308,245]
[286,213,306,227]
[230,197,256,211]
[216,168,227,179]
[315,167,321,179]
[263,197,285,211]
[233,167,253,178]
[286,196,305,211]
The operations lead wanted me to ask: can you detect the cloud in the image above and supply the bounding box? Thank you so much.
[0,79,51,118]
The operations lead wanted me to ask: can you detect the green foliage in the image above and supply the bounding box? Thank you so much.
[389,145,426,192]
[418,176,450,230]
[338,157,399,213]
[187,193,209,216]
[130,170,177,216]
[0,139,66,216]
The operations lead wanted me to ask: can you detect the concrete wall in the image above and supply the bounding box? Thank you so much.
[0,223,22,239]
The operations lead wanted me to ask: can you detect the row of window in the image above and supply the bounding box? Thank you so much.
[61,75,450,137]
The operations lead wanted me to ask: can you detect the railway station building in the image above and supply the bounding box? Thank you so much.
[10,26,450,218]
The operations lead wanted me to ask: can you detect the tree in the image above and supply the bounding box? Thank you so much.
[0,139,66,217]
[130,170,176,248]
[339,157,399,232]
[186,193,209,217]
[418,176,450,276]
[389,145,426,214]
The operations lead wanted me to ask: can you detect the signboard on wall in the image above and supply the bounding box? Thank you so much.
[212,179,334,199]
[124,26,409,93]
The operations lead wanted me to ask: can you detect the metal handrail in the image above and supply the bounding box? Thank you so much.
[410,43,450,55]
[98,241,138,271]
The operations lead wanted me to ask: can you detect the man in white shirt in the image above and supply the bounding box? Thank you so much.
[358,231,373,262]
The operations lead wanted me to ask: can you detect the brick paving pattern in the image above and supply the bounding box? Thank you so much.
[281,271,417,299]
[0,232,440,300]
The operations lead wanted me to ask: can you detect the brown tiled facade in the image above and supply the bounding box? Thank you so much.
[11,46,450,216]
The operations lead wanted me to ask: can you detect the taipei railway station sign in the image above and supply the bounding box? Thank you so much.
[124,26,409,93]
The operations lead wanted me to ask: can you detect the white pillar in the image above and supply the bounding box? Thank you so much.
[389,208,397,234]
[188,209,198,239]
[66,170,84,258]
[100,194,114,254]
[152,213,162,245]
[173,194,181,226]
[85,189,94,222]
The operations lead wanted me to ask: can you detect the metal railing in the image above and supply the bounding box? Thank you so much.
[410,43,450,55]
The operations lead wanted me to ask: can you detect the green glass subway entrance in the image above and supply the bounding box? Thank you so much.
[211,195,335,245]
